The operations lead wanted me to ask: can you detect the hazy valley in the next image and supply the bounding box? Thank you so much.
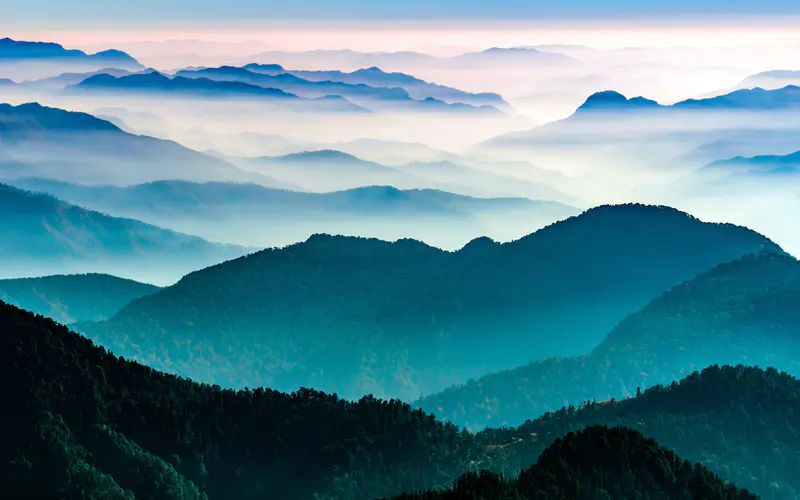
[3,15,800,499]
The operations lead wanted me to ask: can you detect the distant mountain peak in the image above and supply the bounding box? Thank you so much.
[279,149,362,162]
[0,37,142,68]
[576,90,662,113]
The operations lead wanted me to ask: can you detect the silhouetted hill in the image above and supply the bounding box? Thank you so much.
[0,37,141,68]
[0,102,284,186]
[244,64,507,107]
[70,72,370,112]
[470,365,800,500]
[396,425,759,500]
[0,184,248,284]
[79,204,781,400]
[418,252,800,430]
[0,273,160,324]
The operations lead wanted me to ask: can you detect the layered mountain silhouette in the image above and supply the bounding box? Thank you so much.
[0,273,160,324]
[418,252,800,430]
[244,64,507,107]
[0,298,766,500]
[172,66,503,114]
[174,66,413,101]
[7,178,579,248]
[397,425,758,500]
[0,102,288,186]
[0,37,141,68]
[69,72,370,112]
[77,204,781,400]
[0,184,248,284]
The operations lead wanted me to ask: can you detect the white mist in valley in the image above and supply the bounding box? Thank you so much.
[2,20,800,286]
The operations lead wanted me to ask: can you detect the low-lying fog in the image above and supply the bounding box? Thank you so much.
[3,22,800,283]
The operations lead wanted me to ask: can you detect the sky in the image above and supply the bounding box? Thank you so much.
[6,0,800,22]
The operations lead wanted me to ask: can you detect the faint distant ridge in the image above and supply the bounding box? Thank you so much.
[0,37,142,69]
[703,148,800,176]
[454,46,577,63]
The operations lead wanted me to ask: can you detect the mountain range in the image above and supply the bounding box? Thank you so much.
[5,178,580,249]
[67,72,371,113]
[0,297,783,499]
[243,64,508,108]
[0,102,289,187]
[418,252,800,430]
[171,66,503,114]
[0,183,248,284]
[76,204,780,401]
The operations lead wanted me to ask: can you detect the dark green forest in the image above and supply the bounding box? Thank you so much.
[0,273,160,323]
[419,252,800,429]
[79,204,782,401]
[396,426,760,500]
[472,364,800,499]
[2,298,797,499]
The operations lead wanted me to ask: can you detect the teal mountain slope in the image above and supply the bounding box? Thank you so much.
[418,252,800,430]
[0,184,249,284]
[0,273,160,324]
[79,204,781,400]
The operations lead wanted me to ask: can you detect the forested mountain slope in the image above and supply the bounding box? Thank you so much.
[418,252,800,430]
[396,425,760,500]
[79,204,783,400]
[0,300,776,500]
